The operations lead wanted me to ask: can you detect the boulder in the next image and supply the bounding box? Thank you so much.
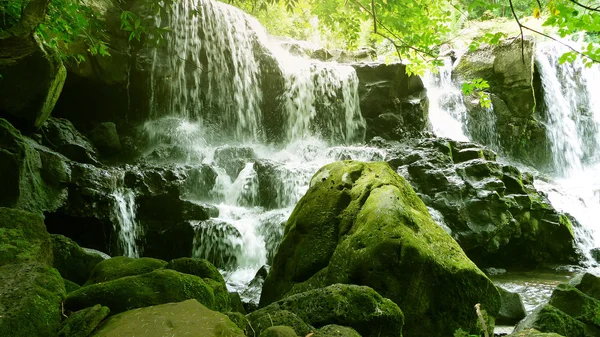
[0,207,53,266]
[226,311,250,333]
[85,256,167,284]
[0,36,66,130]
[507,329,565,337]
[40,117,98,164]
[51,234,106,284]
[0,262,66,337]
[87,122,121,156]
[387,137,579,267]
[66,269,223,314]
[314,325,362,337]
[259,326,299,337]
[548,284,600,327]
[497,286,527,325]
[58,304,110,337]
[167,257,225,284]
[260,161,500,337]
[213,146,257,179]
[569,273,600,301]
[90,299,245,337]
[0,118,69,213]
[247,309,311,337]
[352,62,428,140]
[514,305,586,337]
[255,284,402,337]
[192,219,242,269]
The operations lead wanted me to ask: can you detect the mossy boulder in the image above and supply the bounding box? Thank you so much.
[0,262,66,337]
[0,207,53,266]
[226,311,250,334]
[58,304,110,337]
[247,309,311,337]
[64,278,81,293]
[508,329,565,337]
[90,299,245,337]
[549,284,600,328]
[167,257,225,283]
[261,161,500,337]
[569,273,600,301]
[85,256,167,284]
[259,326,299,337]
[51,234,105,284]
[497,286,527,325]
[514,305,586,337]
[66,269,223,314]
[314,325,362,337]
[257,284,402,337]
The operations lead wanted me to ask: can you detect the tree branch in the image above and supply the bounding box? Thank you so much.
[520,23,600,63]
[568,0,600,12]
[508,0,526,64]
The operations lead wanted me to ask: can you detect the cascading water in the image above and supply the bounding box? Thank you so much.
[111,179,143,258]
[143,0,376,305]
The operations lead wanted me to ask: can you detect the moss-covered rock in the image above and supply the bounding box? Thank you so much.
[314,325,362,337]
[569,273,600,301]
[85,256,167,284]
[259,326,299,337]
[167,257,225,283]
[497,286,527,325]
[90,299,245,337]
[549,284,600,327]
[66,269,220,314]
[229,291,247,314]
[514,305,586,337]
[58,304,110,337]
[0,207,53,266]
[258,284,402,337]
[0,262,66,337]
[64,278,81,293]
[507,329,565,337]
[247,309,311,337]
[52,234,105,284]
[261,161,500,337]
[226,311,250,335]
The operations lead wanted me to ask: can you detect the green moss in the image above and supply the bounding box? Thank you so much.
[507,329,564,337]
[516,304,585,337]
[315,325,362,337]
[226,312,250,334]
[259,326,299,337]
[66,269,217,314]
[85,256,167,285]
[167,257,225,283]
[64,278,81,293]
[52,234,105,285]
[0,207,52,266]
[58,304,110,337]
[247,309,311,337]
[549,284,600,327]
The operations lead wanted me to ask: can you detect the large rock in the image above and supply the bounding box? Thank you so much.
[315,325,362,337]
[40,117,99,164]
[387,137,579,267]
[51,234,106,284]
[508,329,566,337]
[497,286,527,325]
[261,161,500,337]
[569,273,600,301]
[454,37,550,168]
[353,62,428,140]
[0,207,53,266]
[253,284,402,337]
[0,262,66,337]
[58,304,110,337]
[514,304,586,337]
[85,256,167,284]
[0,36,66,130]
[0,118,69,213]
[90,299,245,337]
[548,284,600,328]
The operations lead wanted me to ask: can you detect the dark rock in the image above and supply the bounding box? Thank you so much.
[229,292,247,314]
[259,326,299,337]
[40,117,99,164]
[85,256,167,285]
[514,304,586,337]
[507,329,566,337]
[0,207,53,266]
[192,219,242,269]
[88,122,121,156]
[64,278,81,294]
[247,309,311,337]
[0,262,66,337]
[89,300,245,337]
[569,273,600,301]
[167,257,225,283]
[261,161,500,337]
[590,249,600,264]
[51,234,105,284]
[58,304,110,337]
[242,265,270,313]
[548,284,600,327]
[142,220,195,261]
[137,195,215,222]
[314,325,362,337]
[352,62,428,140]
[256,284,402,337]
[0,36,66,130]
[497,286,527,325]
[213,146,257,179]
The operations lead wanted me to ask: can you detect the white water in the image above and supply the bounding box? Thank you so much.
[112,187,142,258]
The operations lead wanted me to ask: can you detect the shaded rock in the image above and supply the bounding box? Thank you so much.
[90,299,244,337]
[497,286,527,325]
[261,161,500,337]
[243,265,270,313]
[259,326,299,337]
[85,256,167,284]
[142,220,195,261]
[352,62,428,140]
[87,122,121,156]
[0,262,66,337]
[229,292,247,314]
[0,207,53,266]
[256,284,402,337]
[226,311,250,334]
[247,309,311,337]
[591,248,600,264]
[569,273,600,301]
[514,304,585,337]
[64,278,81,294]
[40,117,99,164]
[51,234,105,284]
[315,325,362,337]
[58,304,110,337]
[0,36,66,130]
[66,269,221,314]
[548,284,600,327]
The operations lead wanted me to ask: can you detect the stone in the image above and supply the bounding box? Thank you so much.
[259,326,299,337]
[229,292,247,314]
[497,286,527,325]
[64,278,81,294]
[66,269,223,314]
[569,273,600,301]
[0,207,53,266]
[87,122,121,156]
[247,309,311,337]
[507,329,565,337]
[591,248,600,264]
[192,219,242,269]
[0,36,66,130]
[51,234,105,284]
[548,284,600,327]
[58,304,110,337]
[0,262,66,337]
[213,146,257,179]
[226,311,250,334]
[90,299,245,337]
[261,161,500,337]
[314,325,362,337]
[40,117,98,164]
[256,284,402,337]
[514,304,586,337]
[85,256,168,285]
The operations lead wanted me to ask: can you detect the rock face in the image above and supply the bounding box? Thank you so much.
[454,37,550,168]
[353,62,428,140]
[261,160,500,337]
[90,299,245,337]
[0,207,53,266]
[0,36,66,130]
[386,137,579,267]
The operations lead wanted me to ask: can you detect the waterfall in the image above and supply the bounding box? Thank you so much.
[112,186,142,258]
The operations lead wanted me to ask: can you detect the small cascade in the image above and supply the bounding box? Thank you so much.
[112,186,143,258]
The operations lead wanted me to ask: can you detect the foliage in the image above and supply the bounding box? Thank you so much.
[462,78,491,108]
[453,328,479,337]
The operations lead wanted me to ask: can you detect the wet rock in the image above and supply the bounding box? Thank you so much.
[497,286,527,325]
[242,265,270,313]
[58,304,110,337]
[0,262,66,337]
[507,329,565,337]
[142,220,195,261]
[213,146,257,179]
[352,62,428,140]
[51,234,106,284]
[89,299,244,337]
[41,117,99,164]
[590,248,600,264]
[0,207,53,266]
[261,161,499,337]
[192,220,242,270]
[85,256,167,285]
